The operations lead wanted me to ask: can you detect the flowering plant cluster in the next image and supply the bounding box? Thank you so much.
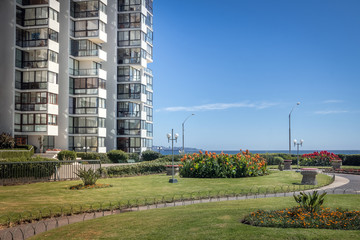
[301,151,341,166]
[69,183,112,190]
[243,207,360,230]
[179,150,267,178]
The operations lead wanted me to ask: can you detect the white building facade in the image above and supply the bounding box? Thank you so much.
[0,0,153,153]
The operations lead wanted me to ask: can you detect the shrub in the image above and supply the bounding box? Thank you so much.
[107,150,128,163]
[155,154,184,163]
[103,161,167,177]
[75,168,100,186]
[141,150,162,161]
[293,191,326,212]
[260,153,294,165]
[0,145,34,159]
[180,150,267,178]
[128,152,140,162]
[301,151,341,166]
[0,133,15,149]
[76,152,111,163]
[57,150,77,160]
[338,154,360,166]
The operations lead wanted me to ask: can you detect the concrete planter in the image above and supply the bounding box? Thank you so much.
[283,160,292,170]
[300,168,318,185]
[165,165,179,176]
[331,160,342,170]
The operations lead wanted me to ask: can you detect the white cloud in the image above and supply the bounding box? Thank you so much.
[314,110,348,115]
[157,101,277,112]
[322,100,344,104]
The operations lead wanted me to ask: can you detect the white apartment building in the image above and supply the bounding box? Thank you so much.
[0,0,154,153]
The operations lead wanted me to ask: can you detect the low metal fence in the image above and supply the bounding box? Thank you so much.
[0,160,101,185]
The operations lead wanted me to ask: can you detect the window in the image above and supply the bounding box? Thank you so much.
[69,117,103,134]
[118,0,141,11]
[118,30,141,46]
[117,102,140,117]
[117,84,141,99]
[117,48,141,64]
[144,106,153,121]
[117,119,141,135]
[117,66,140,82]
[146,90,153,105]
[71,20,105,37]
[69,97,105,114]
[69,136,100,152]
[117,137,141,153]
[118,13,141,29]
[49,8,58,22]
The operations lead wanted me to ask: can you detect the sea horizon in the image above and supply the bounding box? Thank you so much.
[159,150,360,155]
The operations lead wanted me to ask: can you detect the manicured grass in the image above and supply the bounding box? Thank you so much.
[0,171,332,219]
[31,195,360,240]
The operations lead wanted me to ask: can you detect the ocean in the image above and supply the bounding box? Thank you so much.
[159,150,360,155]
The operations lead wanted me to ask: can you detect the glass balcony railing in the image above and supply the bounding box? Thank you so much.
[17,60,48,69]
[69,68,99,76]
[117,111,140,118]
[16,39,48,48]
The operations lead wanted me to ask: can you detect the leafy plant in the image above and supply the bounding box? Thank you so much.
[57,150,77,160]
[180,150,267,178]
[0,133,15,149]
[107,150,128,163]
[301,151,341,166]
[128,152,140,162]
[293,191,327,212]
[141,150,162,161]
[75,168,100,186]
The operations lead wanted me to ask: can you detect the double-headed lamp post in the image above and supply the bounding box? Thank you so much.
[289,102,300,154]
[83,146,90,153]
[182,113,195,154]
[167,129,179,183]
[294,139,304,171]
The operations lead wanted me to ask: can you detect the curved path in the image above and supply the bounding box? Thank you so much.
[1,173,360,240]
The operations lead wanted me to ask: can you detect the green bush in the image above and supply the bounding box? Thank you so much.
[128,152,140,162]
[107,150,128,163]
[141,150,162,161]
[0,157,59,179]
[259,153,295,165]
[0,145,34,159]
[338,154,360,166]
[103,161,168,177]
[57,150,77,160]
[0,133,15,149]
[293,191,327,212]
[154,154,183,163]
[75,168,100,185]
[76,152,111,163]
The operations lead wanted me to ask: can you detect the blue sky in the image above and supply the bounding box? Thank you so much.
[151,0,360,151]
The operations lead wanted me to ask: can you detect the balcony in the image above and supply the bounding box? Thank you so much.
[72,49,107,62]
[15,82,58,94]
[69,68,107,79]
[117,111,140,118]
[15,125,58,136]
[71,29,107,44]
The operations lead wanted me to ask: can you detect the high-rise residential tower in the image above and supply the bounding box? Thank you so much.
[0,0,154,154]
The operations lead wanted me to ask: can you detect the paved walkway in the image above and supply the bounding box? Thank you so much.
[1,173,359,240]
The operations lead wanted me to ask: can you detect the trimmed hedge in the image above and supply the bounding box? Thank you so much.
[259,153,297,165]
[338,154,360,166]
[107,150,128,163]
[76,152,111,163]
[0,145,34,159]
[57,150,77,160]
[0,157,58,179]
[141,150,162,161]
[155,154,184,163]
[102,161,168,177]
[128,152,140,162]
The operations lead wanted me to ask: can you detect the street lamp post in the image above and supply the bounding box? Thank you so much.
[167,129,179,183]
[182,113,195,154]
[294,139,304,171]
[157,146,162,153]
[289,102,300,154]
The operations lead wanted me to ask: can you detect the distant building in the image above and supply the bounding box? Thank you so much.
[0,0,154,153]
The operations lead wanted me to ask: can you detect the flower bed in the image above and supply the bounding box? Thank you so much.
[69,183,112,190]
[301,151,341,166]
[180,150,267,178]
[242,207,360,230]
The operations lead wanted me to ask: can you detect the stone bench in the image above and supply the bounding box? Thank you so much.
[300,168,318,185]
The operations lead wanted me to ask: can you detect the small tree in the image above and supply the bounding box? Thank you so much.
[141,150,162,161]
[0,132,15,149]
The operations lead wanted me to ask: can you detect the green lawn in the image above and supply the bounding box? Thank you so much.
[0,171,332,220]
[31,195,360,240]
